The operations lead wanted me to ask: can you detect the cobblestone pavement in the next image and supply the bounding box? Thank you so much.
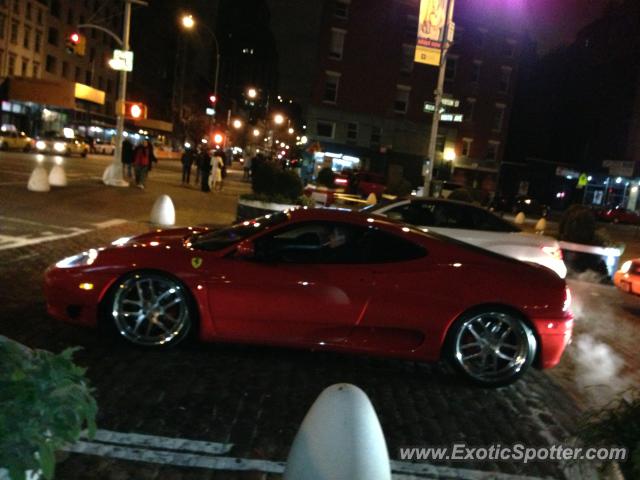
[0,223,586,480]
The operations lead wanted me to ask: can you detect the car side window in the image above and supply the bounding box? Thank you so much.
[386,203,437,226]
[431,203,475,229]
[468,208,520,232]
[359,229,427,263]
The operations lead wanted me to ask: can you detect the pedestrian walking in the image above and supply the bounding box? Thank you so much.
[212,150,225,192]
[194,145,204,186]
[199,149,212,192]
[122,138,134,179]
[243,155,252,180]
[132,140,156,189]
[180,146,195,185]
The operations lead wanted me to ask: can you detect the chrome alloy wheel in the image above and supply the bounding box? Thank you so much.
[453,312,535,385]
[111,273,191,347]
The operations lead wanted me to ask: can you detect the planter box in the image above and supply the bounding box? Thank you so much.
[559,241,623,282]
[236,198,297,222]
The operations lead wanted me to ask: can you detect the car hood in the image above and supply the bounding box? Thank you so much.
[125,227,210,247]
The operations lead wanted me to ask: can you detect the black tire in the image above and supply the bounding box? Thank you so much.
[102,271,195,348]
[445,308,537,387]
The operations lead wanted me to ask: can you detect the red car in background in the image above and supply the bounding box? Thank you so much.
[334,171,386,197]
[597,206,640,224]
[44,209,573,387]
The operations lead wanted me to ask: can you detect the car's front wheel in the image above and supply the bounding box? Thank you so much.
[107,272,193,347]
[447,309,536,387]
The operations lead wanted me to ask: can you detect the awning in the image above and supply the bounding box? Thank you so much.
[0,77,106,108]
[133,118,173,133]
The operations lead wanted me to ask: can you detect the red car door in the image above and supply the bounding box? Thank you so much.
[205,221,374,347]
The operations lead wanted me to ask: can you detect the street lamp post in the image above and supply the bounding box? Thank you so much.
[423,0,455,197]
[102,0,148,187]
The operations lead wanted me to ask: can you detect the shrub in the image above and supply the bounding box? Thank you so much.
[0,336,97,480]
[316,167,336,189]
[249,161,304,204]
[558,205,602,246]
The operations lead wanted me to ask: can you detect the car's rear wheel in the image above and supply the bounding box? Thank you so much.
[108,272,193,347]
[447,309,536,387]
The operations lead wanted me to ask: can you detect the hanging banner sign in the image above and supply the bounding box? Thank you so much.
[414,0,455,66]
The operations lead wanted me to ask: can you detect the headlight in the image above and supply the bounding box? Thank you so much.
[620,260,632,274]
[54,142,66,152]
[36,140,46,150]
[55,249,99,268]
[111,236,132,246]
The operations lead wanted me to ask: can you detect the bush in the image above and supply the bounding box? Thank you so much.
[250,161,303,203]
[0,336,97,480]
[558,205,602,246]
[316,167,336,189]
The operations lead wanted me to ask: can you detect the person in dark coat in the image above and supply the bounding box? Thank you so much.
[121,138,134,179]
[132,140,156,189]
[180,147,195,185]
[199,147,212,192]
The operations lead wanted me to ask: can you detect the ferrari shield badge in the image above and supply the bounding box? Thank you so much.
[191,257,203,269]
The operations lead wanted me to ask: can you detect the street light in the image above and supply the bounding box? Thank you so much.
[443,148,456,162]
[180,13,220,118]
[273,113,285,125]
[287,127,294,135]
[252,128,261,137]
[232,119,243,129]
[246,87,258,99]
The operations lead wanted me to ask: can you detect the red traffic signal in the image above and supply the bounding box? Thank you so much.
[213,132,224,145]
[124,101,147,119]
[66,32,86,56]
[209,95,217,104]
[70,33,80,44]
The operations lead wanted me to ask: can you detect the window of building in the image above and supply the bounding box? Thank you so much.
[6,54,13,76]
[401,44,414,73]
[394,85,411,114]
[465,98,476,121]
[37,8,43,25]
[499,67,512,93]
[493,104,506,131]
[436,134,445,153]
[66,7,73,25]
[32,61,39,77]
[98,76,104,89]
[462,138,473,157]
[404,15,418,43]
[50,0,60,17]
[89,47,95,62]
[323,71,340,103]
[26,2,32,21]
[0,14,6,39]
[23,26,30,49]
[61,60,68,78]
[329,28,346,60]
[471,60,482,83]
[47,27,58,46]
[106,79,112,94]
[486,141,500,161]
[346,122,358,143]
[334,0,349,19]
[370,125,382,146]
[316,121,335,139]
[74,66,81,81]
[504,39,516,57]
[21,58,28,76]
[45,54,56,74]
[12,0,18,14]
[34,30,41,52]
[445,56,457,81]
[9,21,17,44]
[85,70,92,84]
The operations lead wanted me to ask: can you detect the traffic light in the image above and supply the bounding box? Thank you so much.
[209,94,217,104]
[213,132,224,145]
[124,101,147,119]
[66,32,86,56]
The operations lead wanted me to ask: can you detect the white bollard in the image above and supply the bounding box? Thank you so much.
[150,194,176,226]
[27,165,50,192]
[366,193,377,205]
[534,217,547,234]
[514,211,526,225]
[284,384,391,480]
[48,158,67,187]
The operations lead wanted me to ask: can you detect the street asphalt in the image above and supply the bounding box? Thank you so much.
[1,150,638,479]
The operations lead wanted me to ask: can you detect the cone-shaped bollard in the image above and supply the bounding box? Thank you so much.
[284,384,391,480]
[150,194,176,226]
[535,217,547,234]
[48,159,67,187]
[366,193,377,205]
[514,212,526,224]
[27,165,50,192]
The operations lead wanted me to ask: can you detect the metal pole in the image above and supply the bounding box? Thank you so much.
[103,0,132,186]
[423,0,454,197]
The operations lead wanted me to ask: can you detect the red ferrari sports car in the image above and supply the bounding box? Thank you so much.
[45,209,573,386]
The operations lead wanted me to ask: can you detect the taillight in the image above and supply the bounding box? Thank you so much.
[542,246,563,260]
[335,178,348,186]
[563,287,572,312]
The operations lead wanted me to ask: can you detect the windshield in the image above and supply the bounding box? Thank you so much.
[191,211,289,251]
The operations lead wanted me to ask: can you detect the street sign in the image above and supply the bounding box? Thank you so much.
[440,113,463,123]
[109,50,134,72]
[577,173,589,188]
[423,102,446,114]
[205,108,215,116]
[441,97,460,108]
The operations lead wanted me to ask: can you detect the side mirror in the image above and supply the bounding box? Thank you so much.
[235,240,255,259]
